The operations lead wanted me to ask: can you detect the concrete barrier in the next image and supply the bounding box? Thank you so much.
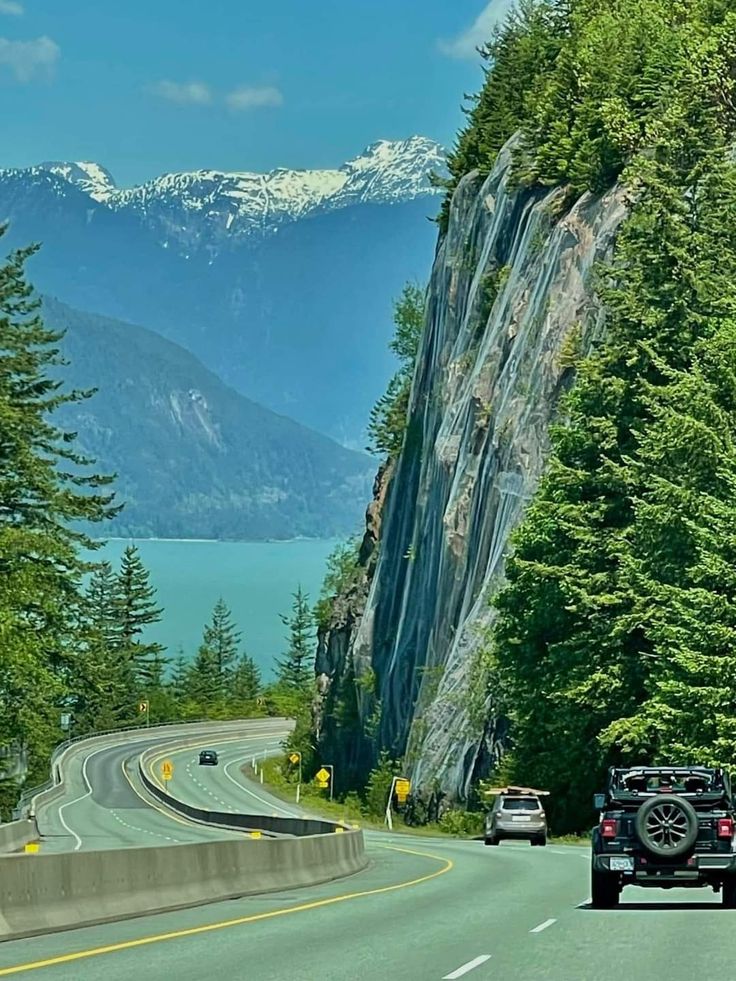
[0,828,366,940]
[138,752,348,837]
[0,721,367,941]
[0,819,37,854]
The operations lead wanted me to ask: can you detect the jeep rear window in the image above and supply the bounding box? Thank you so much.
[502,798,539,811]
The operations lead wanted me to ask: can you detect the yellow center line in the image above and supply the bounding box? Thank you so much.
[0,844,453,976]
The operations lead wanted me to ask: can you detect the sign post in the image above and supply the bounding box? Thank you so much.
[161,759,174,782]
[316,765,334,801]
[385,775,411,830]
[289,752,302,803]
[138,700,150,728]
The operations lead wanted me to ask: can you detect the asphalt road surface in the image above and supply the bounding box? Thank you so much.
[3,837,736,980]
[9,723,736,980]
[34,719,291,852]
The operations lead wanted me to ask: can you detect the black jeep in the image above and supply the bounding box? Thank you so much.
[591,766,736,909]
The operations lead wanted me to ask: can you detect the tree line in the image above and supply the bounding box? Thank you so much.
[443,0,736,831]
[0,230,317,817]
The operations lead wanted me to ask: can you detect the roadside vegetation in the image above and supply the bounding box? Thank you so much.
[436,0,736,832]
[366,282,426,458]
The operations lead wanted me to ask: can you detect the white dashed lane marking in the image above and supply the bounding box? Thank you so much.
[185,760,234,811]
[442,955,492,979]
[110,810,180,843]
[530,918,557,933]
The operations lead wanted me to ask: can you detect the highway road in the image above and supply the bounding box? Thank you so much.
[8,723,736,980]
[34,719,292,853]
[4,836,736,980]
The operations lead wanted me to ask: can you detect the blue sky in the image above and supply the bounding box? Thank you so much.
[0,0,510,186]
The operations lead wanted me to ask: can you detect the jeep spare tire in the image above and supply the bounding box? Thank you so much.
[635,794,698,858]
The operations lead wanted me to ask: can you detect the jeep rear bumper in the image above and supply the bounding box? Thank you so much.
[593,853,736,876]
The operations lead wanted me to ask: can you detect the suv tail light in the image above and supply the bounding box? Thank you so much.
[601,818,618,839]
[718,818,734,839]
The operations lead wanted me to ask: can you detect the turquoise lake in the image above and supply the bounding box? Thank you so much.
[93,538,339,678]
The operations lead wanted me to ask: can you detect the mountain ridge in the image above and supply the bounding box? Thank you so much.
[44,295,374,540]
[12,137,446,255]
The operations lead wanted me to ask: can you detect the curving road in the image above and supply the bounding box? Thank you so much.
[8,725,736,980]
[34,719,292,853]
[4,834,736,981]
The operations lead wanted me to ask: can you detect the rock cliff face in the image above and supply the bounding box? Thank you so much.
[317,139,629,796]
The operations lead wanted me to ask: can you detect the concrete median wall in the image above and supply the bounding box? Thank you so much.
[0,827,366,941]
[138,751,346,837]
[0,819,37,854]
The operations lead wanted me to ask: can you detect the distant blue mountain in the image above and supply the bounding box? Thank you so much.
[0,138,444,445]
[44,296,374,541]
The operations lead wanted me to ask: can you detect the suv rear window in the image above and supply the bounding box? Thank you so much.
[502,797,540,811]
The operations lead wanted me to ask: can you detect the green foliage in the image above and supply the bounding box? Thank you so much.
[275,587,315,695]
[314,537,362,629]
[367,283,426,457]
[491,9,736,831]
[438,807,485,837]
[0,231,117,786]
[439,0,568,231]
[363,751,401,817]
[116,545,167,686]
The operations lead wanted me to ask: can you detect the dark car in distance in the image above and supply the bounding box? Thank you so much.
[198,749,219,766]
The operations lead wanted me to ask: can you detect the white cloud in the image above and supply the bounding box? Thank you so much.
[0,35,59,82]
[0,1,24,15]
[225,85,283,112]
[151,79,212,106]
[438,0,514,59]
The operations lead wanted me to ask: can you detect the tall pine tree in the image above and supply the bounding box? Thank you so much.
[275,587,315,694]
[0,233,116,786]
[116,545,166,690]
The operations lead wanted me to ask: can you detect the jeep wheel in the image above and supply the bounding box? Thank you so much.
[484,835,499,846]
[591,870,620,909]
[634,794,698,859]
[722,876,736,908]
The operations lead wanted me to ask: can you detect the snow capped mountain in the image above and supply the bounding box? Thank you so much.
[3,137,446,256]
[40,161,117,202]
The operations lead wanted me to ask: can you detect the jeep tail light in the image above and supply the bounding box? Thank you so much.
[601,818,618,839]
[718,818,734,839]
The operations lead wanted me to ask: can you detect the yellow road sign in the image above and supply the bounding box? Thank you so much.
[316,767,330,783]
[289,753,300,764]
[317,779,328,789]
[138,701,148,713]
[161,760,174,781]
[395,778,411,802]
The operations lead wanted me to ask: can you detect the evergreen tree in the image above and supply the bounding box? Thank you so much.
[73,561,132,731]
[0,232,116,783]
[275,587,315,694]
[490,14,736,830]
[115,545,166,687]
[367,283,426,457]
[231,653,261,705]
[202,598,240,682]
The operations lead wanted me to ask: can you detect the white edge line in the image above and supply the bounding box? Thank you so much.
[223,751,298,818]
[442,954,492,979]
[530,918,557,933]
[56,743,114,851]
